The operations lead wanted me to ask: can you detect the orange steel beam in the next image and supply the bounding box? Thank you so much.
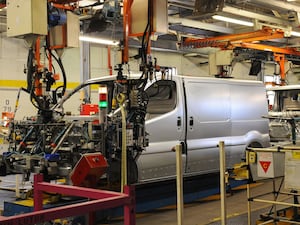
[235,42,300,56]
[180,25,300,85]
[274,53,286,83]
[34,37,43,96]
[122,0,134,64]
[234,42,300,85]
[48,0,78,3]
[182,27,285,49]
[182,26,300,57]
[35,37,42,70]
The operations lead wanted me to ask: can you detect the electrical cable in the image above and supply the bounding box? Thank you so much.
[140,0,151,66]
[49,50,67,97]
[25,45,51,112]
[26,43,67,113]
[45,48,57,75]
[26,48,35,93]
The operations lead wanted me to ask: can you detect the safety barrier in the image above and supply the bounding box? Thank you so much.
[0,174,135,225]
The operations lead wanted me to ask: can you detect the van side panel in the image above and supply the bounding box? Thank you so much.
[228,83,270,166]
[184,79,231,174]
[230,84,269,135]
[183,77,269,175]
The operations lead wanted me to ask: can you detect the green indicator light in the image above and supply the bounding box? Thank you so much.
[99,101,108,108]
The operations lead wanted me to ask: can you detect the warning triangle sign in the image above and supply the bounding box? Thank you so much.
[259,161,271,173]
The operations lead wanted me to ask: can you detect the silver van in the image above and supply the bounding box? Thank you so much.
[138,75,270,182]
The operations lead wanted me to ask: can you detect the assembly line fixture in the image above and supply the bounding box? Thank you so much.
[246,145,300,225]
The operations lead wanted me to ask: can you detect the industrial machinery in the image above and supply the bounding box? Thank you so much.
[267,85,300,143]
[0,72,150,187]
[0,0,155,189]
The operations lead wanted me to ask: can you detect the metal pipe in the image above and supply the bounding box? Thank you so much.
[15,175,20,199]
[246,151,251,225]
[219,141,226,225]
[277,219,300,224]
[257,219,277,225]
[249,0,300,13]
[252,198,300,208]
[51,122,75,154]
[249,147,300,152]
[79,40,91,103]
[175,144,184,225]
[107,46,113,75]
[122,0,133,64]
[272,179,277,222]
[119,93,127,193]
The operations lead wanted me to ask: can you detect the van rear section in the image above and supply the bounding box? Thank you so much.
[138,76,270,182]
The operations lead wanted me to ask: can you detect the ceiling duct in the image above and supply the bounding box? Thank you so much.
[249,0,300,13]
[194,0,224,14]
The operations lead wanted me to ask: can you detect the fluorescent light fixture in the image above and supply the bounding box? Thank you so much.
[212,15,254,27]
[79,36,119,46]
[78,0,98,7]
[291,31,300,37]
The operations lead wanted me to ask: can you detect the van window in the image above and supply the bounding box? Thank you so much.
[146,80,177,115]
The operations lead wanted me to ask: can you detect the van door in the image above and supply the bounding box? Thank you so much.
[184,78,231,174]
[136,77,186,182]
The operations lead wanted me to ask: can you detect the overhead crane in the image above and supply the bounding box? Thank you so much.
[181,26,300,84]
[182,27,286,49]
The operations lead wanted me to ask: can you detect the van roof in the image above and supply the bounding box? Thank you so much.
[82,74,264,88]
[180,75,264,86]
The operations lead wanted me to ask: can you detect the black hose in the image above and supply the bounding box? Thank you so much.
[26,48,35,92]
[49,50,67,97]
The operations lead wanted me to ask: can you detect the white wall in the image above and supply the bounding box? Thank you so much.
[0,34,296,120]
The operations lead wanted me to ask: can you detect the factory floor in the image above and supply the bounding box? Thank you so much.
[0,176,296,225]
[103,178,295,225]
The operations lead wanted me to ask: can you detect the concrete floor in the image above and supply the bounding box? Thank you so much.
[0,176,296,225]
[102,178,295,225]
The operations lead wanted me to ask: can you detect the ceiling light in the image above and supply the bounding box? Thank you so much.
[78,0,98,7]
[291,31,300,37]
[212,15,254,27]
[79,36,119,46]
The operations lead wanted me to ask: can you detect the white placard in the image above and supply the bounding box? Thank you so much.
[285,151,300,190]
[257,152,274,178]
